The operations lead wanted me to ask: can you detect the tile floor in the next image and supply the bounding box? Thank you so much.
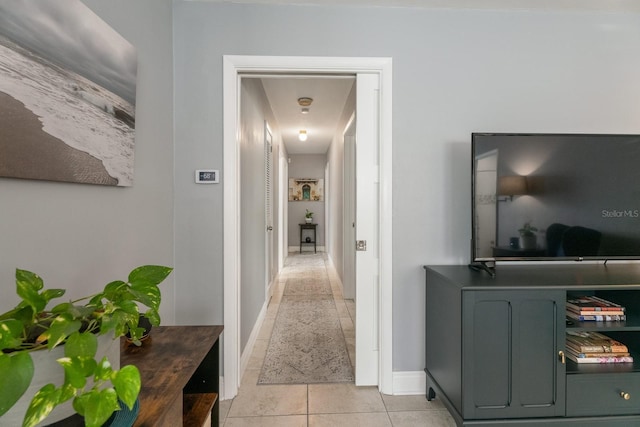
[220,253,456,426]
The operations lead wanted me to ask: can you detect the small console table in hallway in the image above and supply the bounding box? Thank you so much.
[122,325,223,427]
[299,223,317,253]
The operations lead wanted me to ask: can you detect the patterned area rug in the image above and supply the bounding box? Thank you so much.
[258,255,354,384]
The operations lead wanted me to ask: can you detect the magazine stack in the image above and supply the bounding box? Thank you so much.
[566,330,633,364]
[566,295,626,322]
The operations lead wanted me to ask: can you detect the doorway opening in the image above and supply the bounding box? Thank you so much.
[223,55,393,400]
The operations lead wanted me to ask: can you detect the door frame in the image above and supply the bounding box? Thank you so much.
[223,55,393,398]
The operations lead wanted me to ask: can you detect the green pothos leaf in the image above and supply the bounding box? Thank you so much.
[0,352,34,417]
[23,383,61,427]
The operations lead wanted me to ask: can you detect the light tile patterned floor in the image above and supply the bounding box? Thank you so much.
[221,252,456,426]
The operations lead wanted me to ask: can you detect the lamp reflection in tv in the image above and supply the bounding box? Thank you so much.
[498,175,527,202]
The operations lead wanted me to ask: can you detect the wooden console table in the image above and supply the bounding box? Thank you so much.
[121,325,223,427]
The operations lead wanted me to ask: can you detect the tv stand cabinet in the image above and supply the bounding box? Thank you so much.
[424,264,640,426]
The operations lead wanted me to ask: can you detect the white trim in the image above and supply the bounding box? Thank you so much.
[240,300,269,376]
[224,55,393,398]
[392,371,427,396]
[223,56,241,400]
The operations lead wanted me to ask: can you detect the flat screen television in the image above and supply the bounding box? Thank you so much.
[472,133,640,263]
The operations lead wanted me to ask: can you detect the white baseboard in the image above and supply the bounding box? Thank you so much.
[219,376,226,401]
[391,371,426,396]
[239,300,268,378]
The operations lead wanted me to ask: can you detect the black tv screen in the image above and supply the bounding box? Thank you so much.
[472,133,640,262]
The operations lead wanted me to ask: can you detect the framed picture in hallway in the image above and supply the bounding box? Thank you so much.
[0,0,137,187]
[289,178,324,201]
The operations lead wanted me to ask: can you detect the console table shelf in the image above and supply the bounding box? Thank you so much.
[121,325,223,427]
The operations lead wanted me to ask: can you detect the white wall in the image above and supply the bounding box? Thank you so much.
[173,2,640,372]
[0,0,175,322]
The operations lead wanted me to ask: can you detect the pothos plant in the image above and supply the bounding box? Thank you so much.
[0,265,173,427]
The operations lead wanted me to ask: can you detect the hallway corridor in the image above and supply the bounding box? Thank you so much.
[220,252,456,426]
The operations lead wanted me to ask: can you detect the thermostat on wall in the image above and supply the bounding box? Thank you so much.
[195,169,219,184]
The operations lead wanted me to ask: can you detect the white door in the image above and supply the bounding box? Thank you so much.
[355,73,380,385]
[343,115,356,300]
[264,123,275,292]
[474,150,498,258]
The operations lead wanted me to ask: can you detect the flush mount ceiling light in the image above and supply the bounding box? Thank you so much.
[299,130,308,141]
[297,97,313,107]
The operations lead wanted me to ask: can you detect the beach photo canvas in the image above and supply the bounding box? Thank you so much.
[0,0,137,186]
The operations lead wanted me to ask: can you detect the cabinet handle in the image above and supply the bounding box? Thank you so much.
[558,350,566,364]
[620,391,631,400]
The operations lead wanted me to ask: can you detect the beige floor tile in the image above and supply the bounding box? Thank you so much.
[246,339,269,370]
[309,383,386,414]
[333,300,349,317]
[240,368,261,388]
[266,302,280,318]
[309,412,391,427]
[224,415,308,426]
[257,317,276,340]
[339,317,354,338]
[219,399,232,425]
[228,384,308,417]
[387,410,456,427]
[381,394,445,412]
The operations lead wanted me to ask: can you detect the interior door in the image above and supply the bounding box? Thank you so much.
[264,123,275,292]
[474,150,497,258]
[343,115,356,300]
[355,73,380,385]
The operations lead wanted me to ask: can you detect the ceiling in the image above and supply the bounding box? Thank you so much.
[191,0,640,13]
[259,76,355,155]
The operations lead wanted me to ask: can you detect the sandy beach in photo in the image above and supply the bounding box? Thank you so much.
[0,91,118,185]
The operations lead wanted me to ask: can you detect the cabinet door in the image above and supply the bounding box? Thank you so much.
[462,290,566,419]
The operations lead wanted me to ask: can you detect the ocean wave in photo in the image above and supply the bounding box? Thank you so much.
[0,35,135,186]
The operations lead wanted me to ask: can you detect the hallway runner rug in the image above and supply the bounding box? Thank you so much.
[258,254,354,384]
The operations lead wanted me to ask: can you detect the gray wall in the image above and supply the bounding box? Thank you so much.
[0,0,175,322]
[173,2,640,372]
[288,154,327,247]
[239,78,284,350]
[3,1,637,377]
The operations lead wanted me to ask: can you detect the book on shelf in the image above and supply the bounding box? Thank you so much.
[569,350,630,358]
[565,349,634,364]
[566,331,629,353]
[567,295,625,312]
[566,311,626,322]
[566,341,629,356]
[567,308,626,316]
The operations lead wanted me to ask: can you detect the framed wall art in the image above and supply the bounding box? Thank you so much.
[289,178,324,201]
[0,0,137,186]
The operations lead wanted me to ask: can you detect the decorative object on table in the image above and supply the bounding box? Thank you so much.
[305,209,314,223]
[125,314,153,344]
[509,237,520,249]
[518,222,538,250]
[0,264,173,427]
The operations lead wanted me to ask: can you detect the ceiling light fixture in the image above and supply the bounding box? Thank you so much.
[298,97,313,107]
[299,130,308,141]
